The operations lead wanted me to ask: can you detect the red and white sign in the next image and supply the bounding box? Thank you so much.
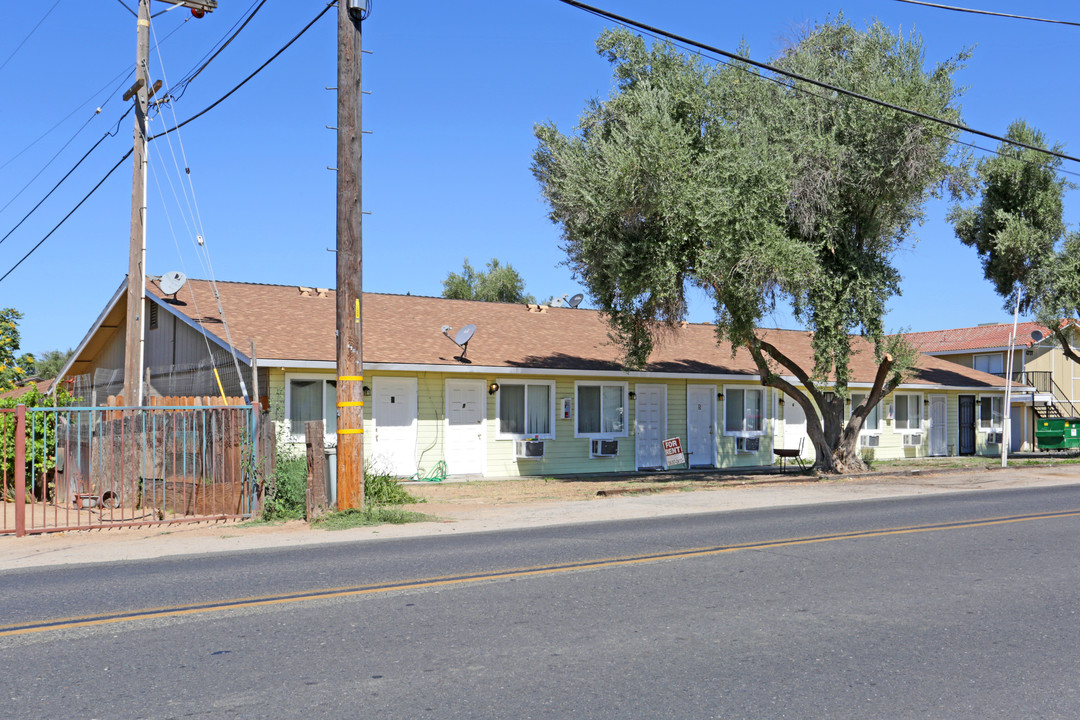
[663,437,685,468]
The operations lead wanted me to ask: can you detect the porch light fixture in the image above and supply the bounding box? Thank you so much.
[628,391,636,400]
[924,398,930,407]
[716,392,724,400]
[362,385,371,397]
[488,382,500,395]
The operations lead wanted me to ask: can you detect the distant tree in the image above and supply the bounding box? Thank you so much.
[0,309,34,391]
[533,21,969,473]
[949,120,1080,362]
[442,258,535,304]
[33,348,74,380]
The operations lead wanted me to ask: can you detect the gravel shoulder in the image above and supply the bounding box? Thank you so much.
[3,462,1080,571]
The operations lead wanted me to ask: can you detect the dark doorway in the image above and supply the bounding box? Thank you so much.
[958,395,976,455]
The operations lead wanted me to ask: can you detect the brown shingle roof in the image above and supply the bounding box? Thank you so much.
[903,320,1077,353]
[145,278,1012,389]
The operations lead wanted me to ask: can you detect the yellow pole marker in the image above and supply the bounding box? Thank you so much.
[339,375,364,382]
[337,401,364,407]
[355,298,360,323]
[212,367,227,402]
[338,428,364,434]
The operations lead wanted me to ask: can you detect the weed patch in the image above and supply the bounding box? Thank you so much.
[312,506,435,530]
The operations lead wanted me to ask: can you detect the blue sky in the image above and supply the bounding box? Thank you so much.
[1,0,1077,359]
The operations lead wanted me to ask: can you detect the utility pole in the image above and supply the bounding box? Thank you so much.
[122,0,151,407]
[122,0,217,407]
[336,0,367,509]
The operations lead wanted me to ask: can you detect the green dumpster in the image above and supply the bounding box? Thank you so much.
[1035,417,1080,450]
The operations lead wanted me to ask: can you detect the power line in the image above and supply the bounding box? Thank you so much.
[0,150,132,284]
[555,0,1080,166]
[0,0,64,75]
[0,1,336,284]
[890,0,1080,27]
[167,0,268,104]
[605,6,1079,182]
[150,1,336,141]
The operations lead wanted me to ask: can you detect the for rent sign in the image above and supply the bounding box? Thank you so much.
[663,437,685,468]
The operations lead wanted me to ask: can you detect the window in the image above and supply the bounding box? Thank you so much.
[851,393,880,432]
[724,387,764,435]
[980,396,1003,431]
[497,381,554,439]
[286,375,337,440]
[894,394,922,431]
[576,383,626,437]
[973,353,1004,375]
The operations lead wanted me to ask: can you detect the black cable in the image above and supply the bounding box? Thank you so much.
[150,1,336,141]
[0,150,133,284]
[0,0,64,75]
[167,0,268,103]
[114,0,137,18]
[891,0,1080,27]
[0,124,124,249]
[555,0,1080,165]
[0,2,336,283]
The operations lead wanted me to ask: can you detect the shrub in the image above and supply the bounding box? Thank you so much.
[261,453,307,520]
[365,468,419,506]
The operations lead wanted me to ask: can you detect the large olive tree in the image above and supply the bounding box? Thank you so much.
[533,20,970,472]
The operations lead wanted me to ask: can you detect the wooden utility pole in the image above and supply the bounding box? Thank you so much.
[122,0,152,407]
[122,0,217,407]
[335,0,366,509]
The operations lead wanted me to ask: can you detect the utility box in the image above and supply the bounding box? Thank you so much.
[1035,418,1080,450]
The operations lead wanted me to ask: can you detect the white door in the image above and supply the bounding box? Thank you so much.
[929,394,947,456]
[687,385,716,468]
[373,377,418,476]
[445,379,485,475]
[635,384,666,469]
[781,398,811,461]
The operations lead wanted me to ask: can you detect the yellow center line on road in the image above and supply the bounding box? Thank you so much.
[5,508,1080,638]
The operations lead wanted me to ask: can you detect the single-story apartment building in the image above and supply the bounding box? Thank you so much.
[56,276,1026,477]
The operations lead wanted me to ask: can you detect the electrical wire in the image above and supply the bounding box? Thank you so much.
[0,115,129,249]
[0,1,333,285]
[555,0,1080,166]
[0,0,64,75]
[149,1,336,142]
[890,0,1080,27]
[0,150,132,284]
[166,0,268,105]
[114,0,137,19]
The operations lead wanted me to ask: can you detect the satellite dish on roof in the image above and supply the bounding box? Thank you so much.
[159,271,187,297]
[455,324,476,346]
[1031,329,1044,342]
[442,323,478,361]
[568,293,584,309]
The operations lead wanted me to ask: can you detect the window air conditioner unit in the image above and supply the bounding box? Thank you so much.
[860,434,880,448]
[590,439,619,458]
[514,440,545,459]
[736,437,760,453]
[903,433,922,448]
[986,431,1003,445]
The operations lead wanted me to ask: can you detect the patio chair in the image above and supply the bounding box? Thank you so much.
[774,437,806,472]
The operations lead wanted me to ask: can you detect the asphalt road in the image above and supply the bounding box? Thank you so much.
[4,484,1080,718]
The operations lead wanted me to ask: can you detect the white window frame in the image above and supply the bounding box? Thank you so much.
[850,392,882,436]
[284,372,338,444]
[893,393,923,433]
[495,380,557,441]
[973,353,1004,375]
[979,395,1004,432]
[573,381,629,439]
[723,386,766,437]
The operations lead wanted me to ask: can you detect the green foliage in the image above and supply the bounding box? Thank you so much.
[261,453,308,520]
[0,309,34,391]
[533,21,969,471]
[261,460,420,521]
[0,386,75,500]
[442,258,536,304]
[311,506,434,531]
[949,120,1080,361]
[32,348,74,380]
[365,468,420,506]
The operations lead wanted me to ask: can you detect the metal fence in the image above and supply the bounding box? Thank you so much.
[2,403,256,536]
